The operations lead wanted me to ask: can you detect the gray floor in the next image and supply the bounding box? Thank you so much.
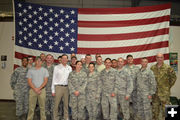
[0,101,18,120]
[2,101,163,120]
[0,101,40,120]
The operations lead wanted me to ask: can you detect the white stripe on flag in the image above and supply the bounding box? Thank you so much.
[78,9,170,21]
[78,22,169,34]
[78,34,169,48]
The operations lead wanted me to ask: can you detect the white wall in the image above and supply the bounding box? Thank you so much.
[0,22,180,99]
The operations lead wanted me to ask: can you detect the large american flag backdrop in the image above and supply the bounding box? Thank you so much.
[13,0,171,68]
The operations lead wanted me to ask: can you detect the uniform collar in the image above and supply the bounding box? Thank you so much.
[155,62,165,69]
[140,67,147,72]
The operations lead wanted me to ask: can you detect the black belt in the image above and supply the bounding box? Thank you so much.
[57,85,68,87]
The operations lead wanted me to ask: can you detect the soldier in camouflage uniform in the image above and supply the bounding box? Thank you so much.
[82,54,92,73]
[124,55,139,120]
[40,53,46,67]
[44,54,55,120]
[136,57,156,120]
[68,61,87,120]
[86,62,102,120]
[10,57,29,120]
[151,53,176,120]
[95,56,105,73]
[116,57,133,120]
[100,58,117,120]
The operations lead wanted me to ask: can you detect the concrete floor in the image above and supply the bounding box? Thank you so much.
[0,101,106,120]
[0,101,18,120]
[1,100,160,120]
[0,101,41,120]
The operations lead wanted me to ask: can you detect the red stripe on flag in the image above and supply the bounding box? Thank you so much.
[77,41,168,54]
[15,52,32,59]
[78,3,171,14]
[78,28,169,41]
[78,16,170,27]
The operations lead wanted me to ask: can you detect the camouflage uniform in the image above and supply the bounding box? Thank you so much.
[68,70,87,120]
[82,63,89,73]
[10,66,29,118]
[44,64,55,120]
[100,68,117,120]
[124,64,139,120]
[136,68,156,120]
[151,63,176,120]
[116,67,133,120]
[86,71,102,120]
[95,63,105,119]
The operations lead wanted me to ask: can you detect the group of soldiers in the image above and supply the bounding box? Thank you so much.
[10,52,177,120]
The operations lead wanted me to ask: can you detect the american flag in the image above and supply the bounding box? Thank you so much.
[14,0,170,68]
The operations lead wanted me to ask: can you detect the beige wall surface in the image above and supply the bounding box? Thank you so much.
[0,22,180,99]
[169,26,180,98]
[0,22,14,99]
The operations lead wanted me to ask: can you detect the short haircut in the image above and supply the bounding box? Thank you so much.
[141,57,148,61]
[89,62,95,67]
[28,56,33,59]
[40,53,45,56]
[96,53,101,57]
[35,56,42,61]
[142,57,147,60]
[126,54,133,59]
[75,60,82,65]
[111,59,117,62]
[104,58,111,62]
[86,54,91,57]
[97,56,102,59]
[118,57,124,61]
[71,56,77,60]
[62,54,68,59]
[71,53,76,55]
[46,54,54,58]
[22,57,28,61]
[58,55,62,59]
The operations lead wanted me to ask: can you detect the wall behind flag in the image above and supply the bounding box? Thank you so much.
[0,22,14,99]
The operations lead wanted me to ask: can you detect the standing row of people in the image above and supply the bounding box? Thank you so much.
[10,53,177,120]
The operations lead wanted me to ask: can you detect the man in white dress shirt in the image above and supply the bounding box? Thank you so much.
[52,54,72,120]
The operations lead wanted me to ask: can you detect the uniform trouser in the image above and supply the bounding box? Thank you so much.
[14,90,29,116]
[86,99,99,120]
[70,94,86,120]
[118,94,130,120]
[53,86,69,120]
[152,94,170,120]
[45,94,54,119]
[130,90,138,120]
[137,94,152,120]
[101,93,117,120]
[27,88,46,120]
